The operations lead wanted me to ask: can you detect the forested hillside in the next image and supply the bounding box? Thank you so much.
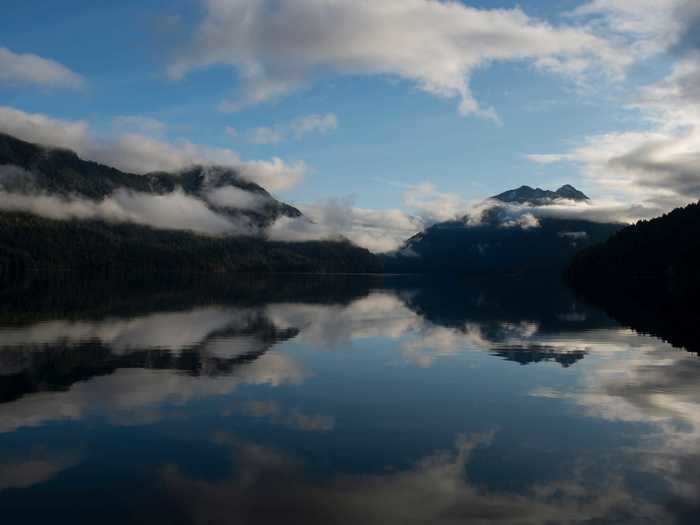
[568,200,700,301]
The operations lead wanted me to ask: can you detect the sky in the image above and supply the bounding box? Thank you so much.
[1,0,700,251]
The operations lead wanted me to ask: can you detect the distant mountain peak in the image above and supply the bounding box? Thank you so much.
[555,184,589,201]
[492,184,589,205]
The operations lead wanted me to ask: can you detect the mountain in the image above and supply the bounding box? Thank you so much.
[0,132,301,228]
[492,184,589,205]
[0,133,381,278]
[385,184,622,274]
[568,200,700,302]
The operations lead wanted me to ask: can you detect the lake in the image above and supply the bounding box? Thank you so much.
[0,275,697,524]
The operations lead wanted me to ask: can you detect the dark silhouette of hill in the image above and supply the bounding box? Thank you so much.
[385,216,622,274]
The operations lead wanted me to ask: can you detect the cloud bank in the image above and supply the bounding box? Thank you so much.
[0,187,255,236]
[529,50,700,217]
[267,197,423,253]
[0,106,306,192]
[526,2,700,216]
[170,0,628,118]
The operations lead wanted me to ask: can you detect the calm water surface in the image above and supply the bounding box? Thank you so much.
[0,275,698,524]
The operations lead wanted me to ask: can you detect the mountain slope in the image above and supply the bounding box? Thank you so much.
[385,185,622,274]
[0,133,381,277]
[0,132,301,228]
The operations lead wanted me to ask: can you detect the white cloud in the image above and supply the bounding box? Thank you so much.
[0,106,90,151]
[248,126,284,145]
[245,113,338,144]
[571,0,700,59]
[170,0,628,117]
[635,50,700,125]
[402,182,470,223]
[112,115,167,135]
[237,157,307,192]
[205,186,271,210]
[0,106,306,191]
[267,197,423,253]
[290,113,338,137]
[0,47,84,89]
[526,153,575,165]
[0,188,256,236]
[527,51,700,217]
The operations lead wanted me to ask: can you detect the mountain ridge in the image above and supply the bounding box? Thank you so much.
[386,183,621,274]
[492,184,589,205]
[0,132,301,229]
[0,132,381,277]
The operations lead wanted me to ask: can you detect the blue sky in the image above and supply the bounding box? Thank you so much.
[1,1,699,251]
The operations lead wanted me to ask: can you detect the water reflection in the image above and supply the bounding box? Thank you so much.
[161,432,662,525]
[0,275,698,523]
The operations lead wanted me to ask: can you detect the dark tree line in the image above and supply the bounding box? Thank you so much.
[0,212,382,279]
[567,200,700,302]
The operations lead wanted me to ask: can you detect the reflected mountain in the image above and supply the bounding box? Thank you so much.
[0,275,381,408]
[0,310,299,404]
[383,275,614,367]
[388,274,613,333]
[491,345,587,367]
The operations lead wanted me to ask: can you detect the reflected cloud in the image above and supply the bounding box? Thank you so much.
[268,289,596,368]
[559,341,700,510]
[266,292,418,348]
[0,451,80,491]
[1,277,699,522]
[0,307,275,355]
[0,276,655,439]
[0,351,307,433]
[161,432,664,525]
[233,400,335,432]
